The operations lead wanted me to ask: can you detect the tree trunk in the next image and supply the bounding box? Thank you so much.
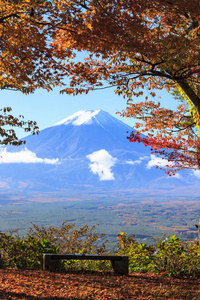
[177,80,200,113]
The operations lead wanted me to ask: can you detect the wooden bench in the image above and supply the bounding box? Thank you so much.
[43,253,129,275]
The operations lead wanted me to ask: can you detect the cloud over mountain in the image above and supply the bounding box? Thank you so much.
[146,155,174,169]
[87,149,117,180]
[0,148,59,164]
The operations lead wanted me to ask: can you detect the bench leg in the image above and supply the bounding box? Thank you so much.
[0,251,3,268]
[43,254,61,271]
[111,257,129,275]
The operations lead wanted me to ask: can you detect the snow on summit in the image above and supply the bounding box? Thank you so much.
[54,110,101,126]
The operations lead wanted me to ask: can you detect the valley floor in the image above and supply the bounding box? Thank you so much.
[0,269,199,299]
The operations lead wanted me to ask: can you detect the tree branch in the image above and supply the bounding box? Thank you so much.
[0,13,20,23]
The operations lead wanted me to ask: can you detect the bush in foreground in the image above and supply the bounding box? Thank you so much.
[0,223,199,278]
[116,232,200,278]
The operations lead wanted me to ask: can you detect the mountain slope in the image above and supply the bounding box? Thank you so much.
[0,109,199,197]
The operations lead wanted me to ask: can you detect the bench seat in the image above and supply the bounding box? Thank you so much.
[43,253,129,275]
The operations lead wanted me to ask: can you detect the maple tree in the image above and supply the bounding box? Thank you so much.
[0,107,38,146]
[0,0,68,93]
[0,0,72,144]
[52,0,200,173]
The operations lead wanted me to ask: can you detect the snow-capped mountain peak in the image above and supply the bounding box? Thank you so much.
[53,110,101,127]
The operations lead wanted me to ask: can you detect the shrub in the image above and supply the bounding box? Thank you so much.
[116,232,200,277]
[0,225,199,277]
[153,235,200,278]
[116,232,155,272]
[0,231,59,269]
[0,222,108,271]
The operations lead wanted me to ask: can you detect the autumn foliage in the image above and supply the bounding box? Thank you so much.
[0,0,68,93]
[0,0,75,144]
[51,0,200,173]
[0,0,68,144]
[0,268,199,299]
[0,107,38,145]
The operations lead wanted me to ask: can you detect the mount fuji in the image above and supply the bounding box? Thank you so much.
[0,109,199,198]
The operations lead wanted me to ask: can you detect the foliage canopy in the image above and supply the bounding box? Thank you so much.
[1,0,200,166]
[52,0,200,173]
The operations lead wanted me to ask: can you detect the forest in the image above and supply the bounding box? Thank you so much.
[0,197,199,251]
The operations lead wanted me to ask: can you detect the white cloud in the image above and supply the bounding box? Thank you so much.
[125,156,149,166]
[0,148,59,164]
[125,159,142,165]
[139,156,149,161]
[193,170,200,178]
[146,155,174,169]
[146,155,182,179]
[86,149,117,181]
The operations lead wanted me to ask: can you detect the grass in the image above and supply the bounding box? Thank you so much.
[0,269,199,299]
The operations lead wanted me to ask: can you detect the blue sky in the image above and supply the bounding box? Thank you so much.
[1,49,178,139]
[1,80,175,139]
